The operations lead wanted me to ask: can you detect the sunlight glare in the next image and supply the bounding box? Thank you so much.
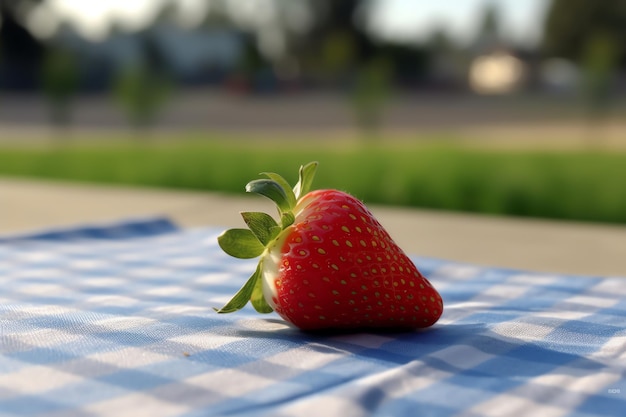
[47,0,168,40]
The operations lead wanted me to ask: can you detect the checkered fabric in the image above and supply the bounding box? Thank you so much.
[1,218,624,417]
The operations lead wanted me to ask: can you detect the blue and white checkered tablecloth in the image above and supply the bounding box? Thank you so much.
[1,218,624,417]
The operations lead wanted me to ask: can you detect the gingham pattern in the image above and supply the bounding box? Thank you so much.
[1,219,624,417]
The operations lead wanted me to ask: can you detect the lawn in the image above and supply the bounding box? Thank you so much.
[1,133,625,224]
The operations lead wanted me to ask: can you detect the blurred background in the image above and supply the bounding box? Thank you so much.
[1,0,626,227]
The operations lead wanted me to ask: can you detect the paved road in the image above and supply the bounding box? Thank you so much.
[2,177,625,277]
[0,91,604,132]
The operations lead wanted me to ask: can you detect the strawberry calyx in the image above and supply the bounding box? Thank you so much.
[215,161,319,314]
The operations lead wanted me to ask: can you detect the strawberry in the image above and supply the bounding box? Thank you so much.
[216,161,443,331]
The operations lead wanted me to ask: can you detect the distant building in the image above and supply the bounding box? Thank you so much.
[52,23,247,91]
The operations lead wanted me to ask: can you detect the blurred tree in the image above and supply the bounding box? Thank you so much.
[352,56,392,138]
[113,33,172,131]
[581,32,619,111]
[378,43,430,88]
[153,0,180,26]
[543,0,625,142]
[41,46,79,128]
[543,0,626,67]
[479,2,501,39]
[0,0,44,90]
[302,0,433,88]
[317,29,357,87]
[427,27,465,89]
[429,27,457,53]
[202,0,231,27]
[473,1,503,52]
[580,31,619,143]
[233,33,271,93]
[298,0,374,85]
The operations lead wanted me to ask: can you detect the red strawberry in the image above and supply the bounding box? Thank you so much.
[216,162,443,331]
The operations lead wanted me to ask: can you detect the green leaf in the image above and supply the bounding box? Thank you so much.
[281,212,295,228]
[293,161,318,200]
[214,264,261,313]
[261,172,297,210]
[251,267,273,313]
[270,225,283,238]
[218,228,265,259]
[246,179,292,214]
[241,212,280,246]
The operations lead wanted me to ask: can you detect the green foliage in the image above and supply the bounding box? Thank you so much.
[213,264,265,313]
[241,212,281,246]
[41,47,79,126]
[543,0,626,65]
[218,228,265,259]
[352,57,392,136]
[0,137,625,224]
[113,64,171,129]
[319,30,356,80]
[580,31,619,115]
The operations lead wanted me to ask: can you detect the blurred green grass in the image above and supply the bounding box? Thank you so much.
[1,134,625,224]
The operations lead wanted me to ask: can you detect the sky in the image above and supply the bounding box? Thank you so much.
[368,0,550,46]
[32,0,550,47]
